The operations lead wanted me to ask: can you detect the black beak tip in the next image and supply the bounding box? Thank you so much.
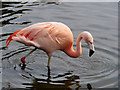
[89,49,95,57]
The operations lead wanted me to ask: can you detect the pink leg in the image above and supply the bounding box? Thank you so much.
[20,48,37,70]
[21,48,37,63]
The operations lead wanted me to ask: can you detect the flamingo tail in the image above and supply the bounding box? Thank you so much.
[6,30,21,47]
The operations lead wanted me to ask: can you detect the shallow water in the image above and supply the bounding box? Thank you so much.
[1,1,118,89]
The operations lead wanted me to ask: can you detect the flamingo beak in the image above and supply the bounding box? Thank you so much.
[89,43,95,57]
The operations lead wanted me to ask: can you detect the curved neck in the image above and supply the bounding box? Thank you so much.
[64,34,82,58]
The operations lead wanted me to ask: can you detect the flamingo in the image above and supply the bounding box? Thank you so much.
[6,22,95,68]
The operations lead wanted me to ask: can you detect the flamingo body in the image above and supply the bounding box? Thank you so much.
[6,22,74,56]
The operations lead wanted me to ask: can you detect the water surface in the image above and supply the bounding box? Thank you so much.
[1,1,118,89]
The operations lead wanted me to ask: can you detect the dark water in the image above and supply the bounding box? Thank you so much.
[1,1,118,89]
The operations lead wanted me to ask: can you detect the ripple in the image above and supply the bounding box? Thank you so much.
[1,2,40,26]
[0,32,13,38]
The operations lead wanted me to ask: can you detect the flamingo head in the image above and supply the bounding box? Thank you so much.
[81,31,95,57]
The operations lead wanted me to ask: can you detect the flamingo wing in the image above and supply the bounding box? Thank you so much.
[6,22,54,47]
[6,22,73,54]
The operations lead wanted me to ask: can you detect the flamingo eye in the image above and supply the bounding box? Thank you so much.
[89,42,92,44]
[88,41,92,46]
[89,40,93,44]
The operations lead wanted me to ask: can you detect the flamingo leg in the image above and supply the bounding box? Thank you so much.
[21,48,37,70]
[24,48,37,58]
[47,56,51,67]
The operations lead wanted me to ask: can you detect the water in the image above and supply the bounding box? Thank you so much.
[1,1,118,89]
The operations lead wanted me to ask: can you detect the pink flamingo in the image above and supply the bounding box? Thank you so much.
[6,22,95,68]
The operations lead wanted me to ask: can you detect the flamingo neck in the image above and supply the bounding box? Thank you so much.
[65,34,82,58]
